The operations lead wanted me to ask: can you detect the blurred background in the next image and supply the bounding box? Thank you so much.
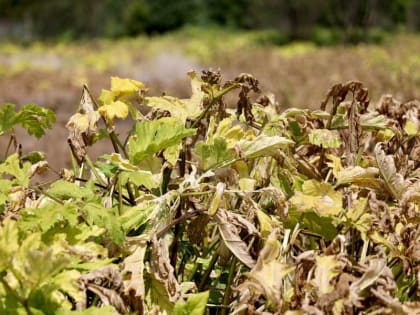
[0,0,419,169]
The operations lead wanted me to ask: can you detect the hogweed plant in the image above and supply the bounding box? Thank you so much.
[0,70,419,314]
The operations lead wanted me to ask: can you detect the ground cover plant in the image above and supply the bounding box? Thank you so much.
[0,70,419,314]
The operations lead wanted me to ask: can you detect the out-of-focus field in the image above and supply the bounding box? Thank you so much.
[1,28,419,169]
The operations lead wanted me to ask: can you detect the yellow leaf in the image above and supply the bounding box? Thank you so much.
[290,180,342,216]
[256,209,272,238]
[99,100,129,126]
[404,119,418,136]
[326,154,343,179]
[99,89,117,105]
[313,255,340,294]
[111,77,145,95]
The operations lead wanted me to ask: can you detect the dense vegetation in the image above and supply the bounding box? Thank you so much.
[0,70,419,314]
[1,0,419,42]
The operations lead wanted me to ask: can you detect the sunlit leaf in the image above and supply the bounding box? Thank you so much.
[128,117,196,163]
[47,180,95,200]
[173,291,209,315]
[0,219,19,271]
[145,71,204,123]
[98,100,129,126]
[110,77,145,96]
[290,180,342,216]
[0,153,31,187]
[83,203,125,245]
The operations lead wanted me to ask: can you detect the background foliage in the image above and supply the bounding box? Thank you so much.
[1,0,419,42]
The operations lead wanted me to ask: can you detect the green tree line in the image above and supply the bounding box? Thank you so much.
[0,0,419,42]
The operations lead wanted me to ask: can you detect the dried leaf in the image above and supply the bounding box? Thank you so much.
[122,243,147,314]
[375,143,408,199]
[151,235,181,302]
[215,209,256,268]
[336,166,382,190]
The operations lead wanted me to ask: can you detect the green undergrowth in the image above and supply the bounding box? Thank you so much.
[0,70,419,314]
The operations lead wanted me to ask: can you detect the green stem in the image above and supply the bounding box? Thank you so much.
[84,155,107,187]
[198,253,219,291]
[4,134,15,160]
[117,174,123,216]
[0,277,33,315]
[221,257,237,315]
[125,182,136,205]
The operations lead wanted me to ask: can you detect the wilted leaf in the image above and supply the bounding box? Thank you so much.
[326,154,343,179]
[122,243,147,307]
[313,255,340,295]
[247,229,294,306]
[344,198,373,242]
[145,71,204,123]
[309,129,342,148]
[375,143,408,199]
[350,258,386,297]
[215,209,256,268]
[237,135,294,159]
[336,166,382,189]
[151,235,181,303]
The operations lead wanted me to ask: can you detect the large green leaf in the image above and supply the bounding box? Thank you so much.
[0,154,31,187]
[16,104,56,138]
[83,203,125,245]
[47,180,95,200]
[19,202,79,233]
[0,103,55,138]
[128,117,196,164]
